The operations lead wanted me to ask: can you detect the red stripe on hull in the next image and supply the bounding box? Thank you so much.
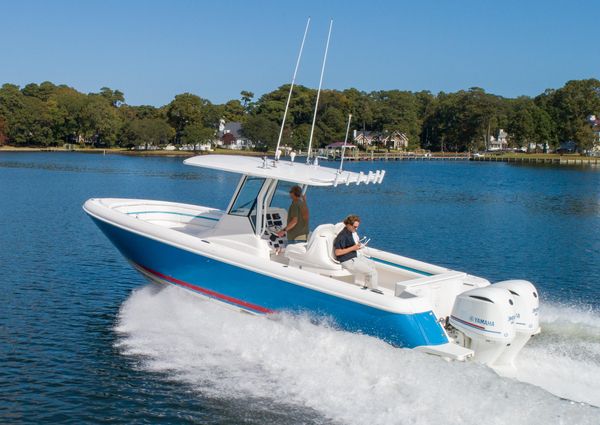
[137,263,274,314]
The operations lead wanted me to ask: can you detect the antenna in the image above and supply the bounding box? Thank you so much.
[306,19,333,164]
[338,113,352,174]
[274,17,311,161]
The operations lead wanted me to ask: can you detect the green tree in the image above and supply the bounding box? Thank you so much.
[22,81,57,101]
[317,107,346,145]
[343,88,373,133]
[12,98,56,146]
[52,86,88,144]
[291,123,311,150]
[0,83,66,146]
[122,118,175,148]
[508,98,536,150]
[99,87,125,107]
[0,84,23,144]
[240,90,254,112]
[0,115,7,145]
[221,100,245,122]
[241,115,279,151]
[421,89,510,152]
[180,123,214,146]
[79,95,121,146]
[371,91,419,136]
[167,93,217,143]
[536,79,600,150]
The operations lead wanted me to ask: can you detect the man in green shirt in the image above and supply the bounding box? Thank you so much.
[277,185,309,244]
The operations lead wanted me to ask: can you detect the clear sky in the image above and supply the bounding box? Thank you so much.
[1,0,598,106]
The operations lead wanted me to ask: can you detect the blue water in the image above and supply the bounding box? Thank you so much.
[1,152,599,424]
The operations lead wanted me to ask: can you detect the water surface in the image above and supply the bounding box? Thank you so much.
[1,152,598,424]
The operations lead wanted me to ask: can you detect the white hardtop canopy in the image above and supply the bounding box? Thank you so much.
[184,155,386,187]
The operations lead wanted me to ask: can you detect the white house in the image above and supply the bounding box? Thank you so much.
[488,129,508,151]
[588,115,600,154]
[180,143,212,151]
[217,120,254,150]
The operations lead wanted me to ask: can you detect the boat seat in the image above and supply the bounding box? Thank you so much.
[285,223,351,277]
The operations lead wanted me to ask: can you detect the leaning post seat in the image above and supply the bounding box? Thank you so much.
[285,223,351,276]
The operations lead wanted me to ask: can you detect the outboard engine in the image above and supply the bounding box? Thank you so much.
[449,287,516,366]
[490,280,540,372]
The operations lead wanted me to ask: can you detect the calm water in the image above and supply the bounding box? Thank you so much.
[1,152,599,424]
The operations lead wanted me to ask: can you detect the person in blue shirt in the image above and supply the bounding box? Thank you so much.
[333,215,381,294]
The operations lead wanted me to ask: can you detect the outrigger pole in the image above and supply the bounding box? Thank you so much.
[274,17,311,161]
[338,113,352,174]
[306,19,333,164]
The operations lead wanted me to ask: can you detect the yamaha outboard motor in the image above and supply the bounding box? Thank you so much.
[449,287,516,366]
[490,280,540,373]
[448,280,539,375]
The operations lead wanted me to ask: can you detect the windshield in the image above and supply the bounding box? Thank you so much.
[269,181,296,210]
[229,176,266,217]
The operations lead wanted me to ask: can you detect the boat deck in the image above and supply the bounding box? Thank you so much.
[95,198,482,304]
[108,199,222,237]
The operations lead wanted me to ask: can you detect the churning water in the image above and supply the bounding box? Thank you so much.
[115,285,599,425]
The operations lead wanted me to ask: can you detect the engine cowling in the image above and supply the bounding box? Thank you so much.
[493,279,539,334]
[490,280,540,372]
[449,287,516,366]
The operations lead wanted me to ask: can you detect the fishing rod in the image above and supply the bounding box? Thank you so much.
[306,18,333,164]
[338,113,352,173]
[274,17,311,162]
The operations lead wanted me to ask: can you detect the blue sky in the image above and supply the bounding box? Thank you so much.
[1,0,597,106]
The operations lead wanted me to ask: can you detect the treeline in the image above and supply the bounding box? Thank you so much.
[1,79,599,151]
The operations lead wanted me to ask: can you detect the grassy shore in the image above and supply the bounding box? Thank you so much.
[481,152,600,162]
[0,146,267,157]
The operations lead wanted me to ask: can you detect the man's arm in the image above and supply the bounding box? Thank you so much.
[285,216,298,231]
[276,210,299,237]
[301,196,309,222]
[334,244,359,257]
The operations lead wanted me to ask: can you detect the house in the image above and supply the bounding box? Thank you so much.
[180,143,212,151]
[217,120,254,150]
[556,140,577,154]
[386,131,409,150]
[587,115,600,154]
[353,130,409,150]
[488,129,508,151]
[353,130,379,147]
[526,142,550,153]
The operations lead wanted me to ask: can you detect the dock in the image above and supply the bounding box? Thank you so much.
[471,155,599,165]
[322,151,600,165]
[324,152,470,161]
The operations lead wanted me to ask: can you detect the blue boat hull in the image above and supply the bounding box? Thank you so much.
[92,217,448,348]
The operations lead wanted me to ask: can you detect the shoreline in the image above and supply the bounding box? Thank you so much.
[1,146,599,163]
[0,146,266,157]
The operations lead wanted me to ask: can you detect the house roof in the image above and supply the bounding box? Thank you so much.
[222,122,243,139]
[387,132,408,140]
[355,131,377,138]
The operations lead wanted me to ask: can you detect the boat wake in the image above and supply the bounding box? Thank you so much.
[514,302,600,407]
[115,285,599,425]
